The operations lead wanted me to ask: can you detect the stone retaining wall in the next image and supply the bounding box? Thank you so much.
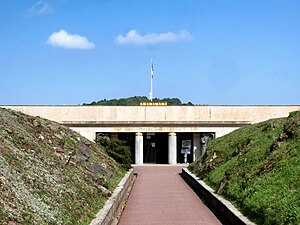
[181,168,256,225]
[90,169,135,225]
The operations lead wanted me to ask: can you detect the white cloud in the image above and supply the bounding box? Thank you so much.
[47,29,95,50]
[115,29,193,45]
[27,0,53,16]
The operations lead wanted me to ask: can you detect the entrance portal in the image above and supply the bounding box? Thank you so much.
[143,133,168,164]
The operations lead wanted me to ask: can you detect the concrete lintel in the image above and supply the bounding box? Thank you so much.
[62,121,250,128]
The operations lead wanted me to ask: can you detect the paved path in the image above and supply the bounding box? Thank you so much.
[118,165,222,225]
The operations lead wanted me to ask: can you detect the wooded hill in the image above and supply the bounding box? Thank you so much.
[83,96,194,106]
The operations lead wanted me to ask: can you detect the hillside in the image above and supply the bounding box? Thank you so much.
[0,108,124,225]
[189,111,300,225]
[83,96,194,106]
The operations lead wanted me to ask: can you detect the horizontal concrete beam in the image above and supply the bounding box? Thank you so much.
[181,168,256,225]
[62,120,250,128]
[4,105,300,124]
[4,105,299,140]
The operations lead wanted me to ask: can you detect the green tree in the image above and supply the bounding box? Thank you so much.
[83,96,193,106]
[96,136,132,170]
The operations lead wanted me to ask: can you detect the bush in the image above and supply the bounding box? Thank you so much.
[96,136,132,170]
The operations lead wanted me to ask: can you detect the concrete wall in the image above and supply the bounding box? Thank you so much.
[3,105,300,141]
[181,168,256,225]
[4,105,300,123]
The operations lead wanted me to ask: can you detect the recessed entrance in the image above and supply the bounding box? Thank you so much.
[96,131,215,165]
[143,133,168,164]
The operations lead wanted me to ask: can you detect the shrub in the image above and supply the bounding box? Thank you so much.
[96,136,132,170]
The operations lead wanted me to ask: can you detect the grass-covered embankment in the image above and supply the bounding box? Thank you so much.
[189,111,300,225]
[0,108,127,225]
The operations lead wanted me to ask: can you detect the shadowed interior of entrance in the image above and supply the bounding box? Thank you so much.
[98,132,215,164]
[143,133,168,164]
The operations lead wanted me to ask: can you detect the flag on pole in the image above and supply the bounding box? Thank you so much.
[151,58,154,79]
[149,58,154,101]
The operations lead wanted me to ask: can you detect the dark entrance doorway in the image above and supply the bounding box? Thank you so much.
[144,133,168,164]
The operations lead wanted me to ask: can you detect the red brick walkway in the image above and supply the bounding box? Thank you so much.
[118,165,222,225]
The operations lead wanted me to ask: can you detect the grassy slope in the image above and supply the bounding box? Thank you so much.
[189,111,300,225]
[0,108,126,225]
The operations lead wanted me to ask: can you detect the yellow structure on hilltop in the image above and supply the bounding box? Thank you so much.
[139,102,168,106]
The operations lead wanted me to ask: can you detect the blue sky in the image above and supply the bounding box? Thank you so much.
[0,0,299,105]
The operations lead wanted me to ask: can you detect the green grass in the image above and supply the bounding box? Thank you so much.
[189,111,300,225]
[78,166,127,225]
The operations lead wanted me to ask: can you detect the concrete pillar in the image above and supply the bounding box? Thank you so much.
[135,133,143,165]
[168,132,177,164]
[193,133,201,161]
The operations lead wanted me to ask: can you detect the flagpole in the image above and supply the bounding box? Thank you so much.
[149,58,153,101]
